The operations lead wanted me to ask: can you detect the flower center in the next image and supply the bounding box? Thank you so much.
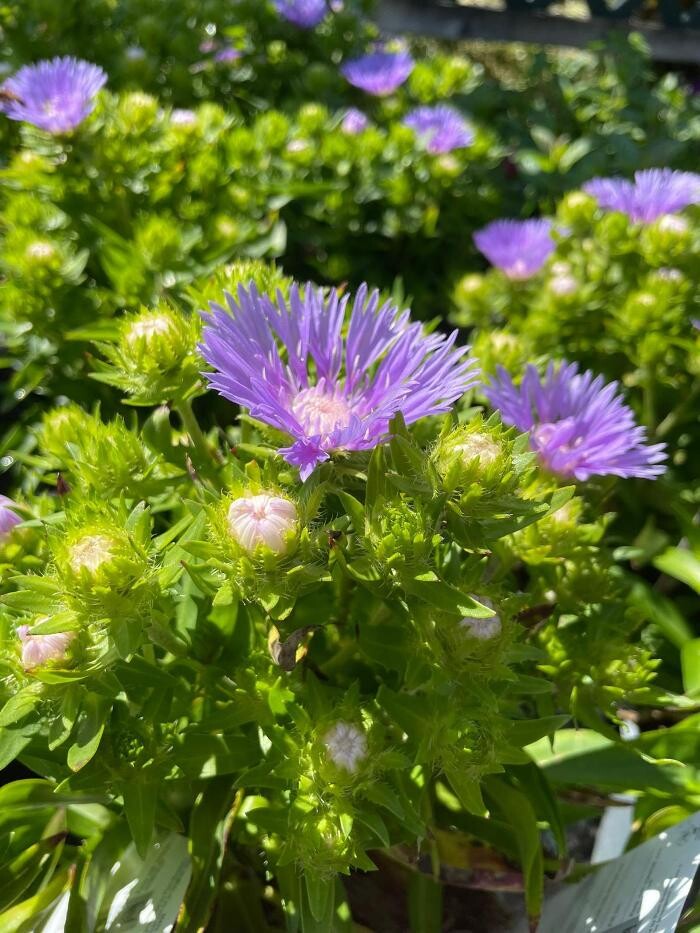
[291,386,353,437]
[69,534,115,573]
[506,259,530,280]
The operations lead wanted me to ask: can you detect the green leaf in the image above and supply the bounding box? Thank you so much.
[508,761,566,857]
[179,779,239,932]
[654,547,700,594]
[408,872,443,933]
[376,686,426,740]
[0,779,104,811]
[402,573,493,618]
[484,777,543,923]
[305,875,335,924]
[443,767,487,816]
[0,868,70,933]
[0,730,32,772]
[681,639,700,698]
[0,833,66,911]
[67,695,109,772]
[506,715,570,748]
[336,491,366,534]
[628,580,693,649]
[122,782,157,859]
[0,692,39,729]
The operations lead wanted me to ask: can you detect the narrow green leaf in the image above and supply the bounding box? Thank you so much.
[654,547,700,594]
[305,875,334,924]
[408,872,442,933]
[122,782,157,859]
[67,695,109,772]
[681,639,700,698]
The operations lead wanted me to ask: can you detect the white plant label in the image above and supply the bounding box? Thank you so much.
[537,811,700,933]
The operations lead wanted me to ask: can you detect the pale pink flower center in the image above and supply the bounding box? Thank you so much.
[228,493,298,553]
[291,386,353,437]
[17,625,75,671]
[505,259,531,280]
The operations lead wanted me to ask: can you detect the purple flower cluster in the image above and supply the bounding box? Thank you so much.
[275,0,328,27]
[473,219,555,280]
[200,282,479,480]
[485,362,666,480]
[584,169,700,223]
[341,50,414,96]
[403,105,474,154]
[1,56,107,133]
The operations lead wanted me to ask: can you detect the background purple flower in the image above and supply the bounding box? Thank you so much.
[473,219,555,280]
[341,107,370,134]
[1,56,107,133]
[0,495,22,539]
[214,46,243,63]
[201,282,479,480]
[485,362,666,480]
[403,105,474,154]
[341,50,414,97]
[584,169,700,223]
[275,0,327,27]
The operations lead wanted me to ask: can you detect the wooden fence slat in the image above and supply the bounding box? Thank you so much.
[375,0,700,64]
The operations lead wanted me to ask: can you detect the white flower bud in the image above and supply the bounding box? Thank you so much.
[17,624,75,671]
[453,433,501,468]
[658,214,688,234]
[323,722,367,772]
[227,494,298,554]
[25,240,56,261]
[461,596,502,640]
[125,313,174,345]
[69,534,115,573]
[549,274,577,296]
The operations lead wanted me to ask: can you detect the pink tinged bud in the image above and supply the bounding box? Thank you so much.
[0,496,22,539]
[17,625,75,671]
[323,722,367,772]
[227,494,298,553]
[125,314,173,345]
[461,596,501,640]
[549,274,577,296]
[69,534,115,572]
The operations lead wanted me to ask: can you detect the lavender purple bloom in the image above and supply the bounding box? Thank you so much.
[0,496,22,539]
[274,0,328,27]
[485,362,666,481]
[403,105,474,154]
[201,282,479,480]
[214,47,243,63]
[341,107,370,134]
[584,169,700,223]
[473,219,555,280]
[1,56,107,133]
[341,50,414,97]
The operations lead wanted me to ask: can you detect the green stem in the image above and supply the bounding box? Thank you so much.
[176,398,218,482]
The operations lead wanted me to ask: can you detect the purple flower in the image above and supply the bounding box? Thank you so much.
[485,362,666,481]
[584,169,700,223]
[1,56,107,133]
[214,46,243,63]
[473,219,555,280]
[341,50,414,97]
[403,105,474,154]
[201,282,479,480]
[274,0,327,27]
[341,107,370,134]
[0,496,22,539]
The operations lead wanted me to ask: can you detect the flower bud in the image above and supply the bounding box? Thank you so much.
[17,624,75,671]
[452,433,502,468]
[549,274,578,296]
[124,312,174,346]
[323,722,368,772]
[69,534,116,573]
[657,214,689,235]
[0,496,22,539]
[227,494,298,554]
[461,597,501,640]
[25,240,56,262]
